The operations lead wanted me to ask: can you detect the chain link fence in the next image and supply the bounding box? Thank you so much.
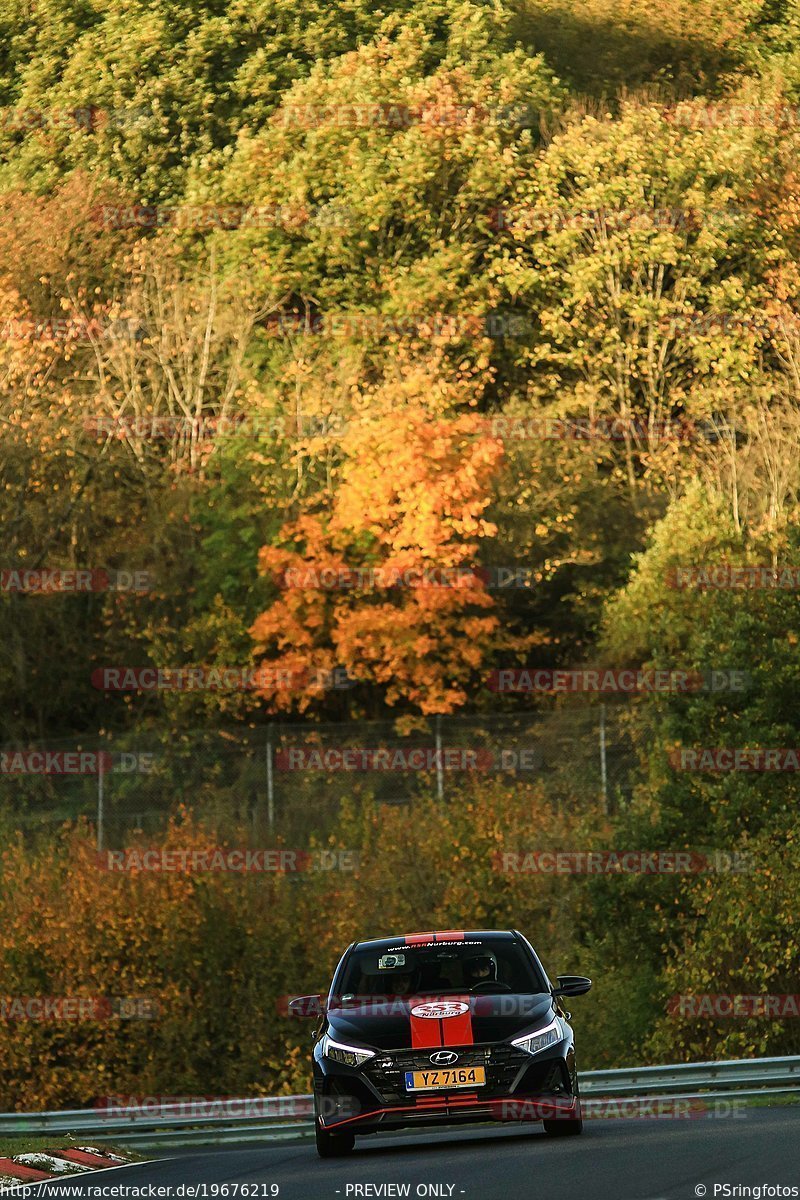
[0,704,650,848]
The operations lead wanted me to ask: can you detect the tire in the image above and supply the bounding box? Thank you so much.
[543,1077,583,1136]
[315,1119,355,1158]
[542,1115,583,1136]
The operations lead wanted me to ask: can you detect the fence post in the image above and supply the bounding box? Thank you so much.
[97,750,105,852]
[599,704,608,815]
[435,714,444,801]
[266,728,275,833]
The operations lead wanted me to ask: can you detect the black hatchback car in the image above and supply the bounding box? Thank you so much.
[289,928,592,1157]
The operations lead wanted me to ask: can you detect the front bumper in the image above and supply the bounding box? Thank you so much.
[313,1040,578,1134]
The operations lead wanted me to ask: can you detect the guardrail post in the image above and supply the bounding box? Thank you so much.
[266,727,275,833]
[599,703,608,815]
[97,749,105,852]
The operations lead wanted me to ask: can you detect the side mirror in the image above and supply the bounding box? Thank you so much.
[553,975,592,998]
[287,994,324,1018]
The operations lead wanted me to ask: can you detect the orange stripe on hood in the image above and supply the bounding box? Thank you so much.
[408,996,474,1049]
[441,995,473,1046]
[409,998,443,1048]
[408,995,476,1109]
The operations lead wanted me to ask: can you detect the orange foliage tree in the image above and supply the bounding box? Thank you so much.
[250,393,506,715]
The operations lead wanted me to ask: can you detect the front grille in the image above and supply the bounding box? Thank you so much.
[362,1043,532,1105]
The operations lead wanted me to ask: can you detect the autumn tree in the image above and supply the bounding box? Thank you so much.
[250,383,506,715]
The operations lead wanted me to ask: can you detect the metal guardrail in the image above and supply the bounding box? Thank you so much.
[579,1055,800,1095]
[1,1056,798,1149]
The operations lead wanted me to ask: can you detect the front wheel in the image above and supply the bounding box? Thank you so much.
[543,1080,583,1136]
[542,1114,583,1136]
[315,1119,355,1158]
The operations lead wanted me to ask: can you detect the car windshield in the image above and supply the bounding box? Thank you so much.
[334,938,547,999]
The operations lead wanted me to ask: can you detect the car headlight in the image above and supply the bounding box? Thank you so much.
[511,1017,562,1056]
[320,1034,375,1068]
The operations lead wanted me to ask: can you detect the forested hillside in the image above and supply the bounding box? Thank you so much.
[1,0,799,1105]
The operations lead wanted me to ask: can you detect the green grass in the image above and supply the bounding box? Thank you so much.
[740,1092,800,1109]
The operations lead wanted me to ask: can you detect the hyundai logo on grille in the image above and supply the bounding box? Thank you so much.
[429,1050,459,1066]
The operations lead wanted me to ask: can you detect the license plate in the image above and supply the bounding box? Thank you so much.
[404,1066,486,1091]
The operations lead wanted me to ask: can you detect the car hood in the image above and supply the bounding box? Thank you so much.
[325,993,557,1050]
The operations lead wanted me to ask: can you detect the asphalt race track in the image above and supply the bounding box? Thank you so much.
[33,1107,800,1200]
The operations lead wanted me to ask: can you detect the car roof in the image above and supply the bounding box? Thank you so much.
[354,930,518,952]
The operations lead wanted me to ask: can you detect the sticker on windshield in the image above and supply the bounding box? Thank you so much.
[378,953,406,970]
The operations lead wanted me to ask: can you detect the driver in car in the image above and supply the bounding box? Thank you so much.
[463,952,499,988]
[385,966,418,998]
